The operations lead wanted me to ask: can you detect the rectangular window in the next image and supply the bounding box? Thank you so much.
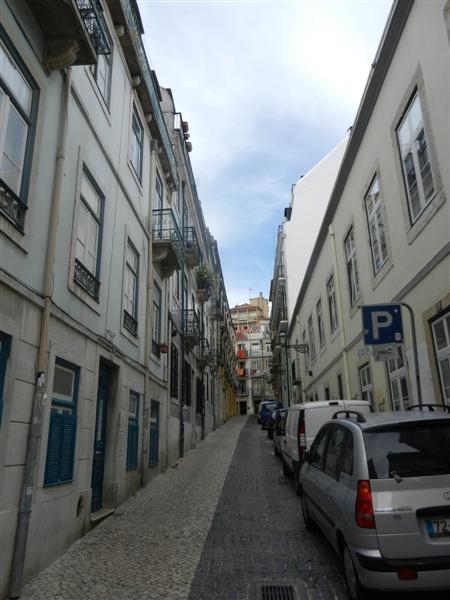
[397,92,435,223]
[327,275,338,333]
[126,391,139,470]
[44,359,79,486]
[183,360,192,406]
[0,332,11,424]
[148,399,159,466]
[0,35,38,230]
[345,228,360,306]
[170,343,179,398]
[386,347,410,410]
[359,364,373,406]
[152,282,162,356]
[90,34,112,105]
[74,168,103,300]
[316,298,325,348]
[365,175,388,274]
[302,329,309,372]
[431,310,450,404]
[337,373,344,399]
[308,316,316,361]
[123,239,139,336]
[130,104,143,181]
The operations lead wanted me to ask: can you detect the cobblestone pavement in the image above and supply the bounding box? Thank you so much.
[18,415,447,600]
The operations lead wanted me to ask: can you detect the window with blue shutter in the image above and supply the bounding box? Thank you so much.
[126,391,139,470]
[0,332,12,424]
[44,359,79,486]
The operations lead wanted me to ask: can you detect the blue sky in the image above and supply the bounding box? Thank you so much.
[137,0,393,308]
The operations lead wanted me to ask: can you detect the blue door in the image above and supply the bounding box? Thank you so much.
[149,399,159,466]
[91,364,109,512]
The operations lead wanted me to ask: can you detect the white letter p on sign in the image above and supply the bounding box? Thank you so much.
[371,310,393,341]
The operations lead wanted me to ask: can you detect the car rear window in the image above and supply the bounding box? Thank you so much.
[363,421,450,479]
[262,403,279,412]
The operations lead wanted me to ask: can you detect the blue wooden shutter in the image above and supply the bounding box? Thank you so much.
[44,411,77,485]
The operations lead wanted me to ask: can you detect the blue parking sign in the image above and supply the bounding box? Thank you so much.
[362,304,403,345]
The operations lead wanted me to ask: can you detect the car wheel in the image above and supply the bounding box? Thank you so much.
[300,492,316,531]
[342,544,367,600]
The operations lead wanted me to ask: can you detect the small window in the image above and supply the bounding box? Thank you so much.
[170,343,179,398]
[123,239,139,336]
[90,33,113,105]
[126,391,139,470]
[44,359,79,486]
[316,298,325,348]
[359,364,373,406]
[365,175,389,274]
[397,92,435,223]
[130,105,143,181]
[345,228,360,306]
[431,310,450,404]
[386,347,410,410]
[74,168,104,301]
[152,282,161,356]
[0,34,39,231]
[308,316,316,361]
[327,275,338,333]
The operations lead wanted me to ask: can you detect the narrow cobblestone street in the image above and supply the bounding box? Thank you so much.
[18,416,446,600]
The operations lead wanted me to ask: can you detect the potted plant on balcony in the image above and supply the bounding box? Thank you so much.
[195,265,212,303]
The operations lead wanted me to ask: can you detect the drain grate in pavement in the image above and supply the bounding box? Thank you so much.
[260,584,297,600]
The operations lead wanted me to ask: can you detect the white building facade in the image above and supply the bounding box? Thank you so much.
[271,0,450,411]
[0,1,236,597]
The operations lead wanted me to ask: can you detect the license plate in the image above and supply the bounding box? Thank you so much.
[425,517,450,537]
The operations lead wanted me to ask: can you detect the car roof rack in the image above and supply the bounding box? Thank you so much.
[332,410,367,423]
[407,403,450,413]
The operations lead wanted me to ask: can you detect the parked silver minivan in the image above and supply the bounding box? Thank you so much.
[299,409,450,598]
[281,400,372,494]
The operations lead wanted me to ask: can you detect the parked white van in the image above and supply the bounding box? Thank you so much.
[281,400,373,494]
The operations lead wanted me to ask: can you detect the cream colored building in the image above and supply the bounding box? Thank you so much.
[271,0,450,411]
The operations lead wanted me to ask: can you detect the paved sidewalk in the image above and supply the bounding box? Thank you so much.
[19,416,247,600]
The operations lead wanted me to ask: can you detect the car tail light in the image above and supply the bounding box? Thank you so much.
[355,480,375,528]
[298,420,306,450]
[397,567,417,580]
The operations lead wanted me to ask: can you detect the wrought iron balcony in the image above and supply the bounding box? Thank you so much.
[123,310,138,337]
[152,209,184,278]
[74,259,100,301]
[183,309,200,351]
[26,0,111,69]
[184,226,201,268]
[0,180,27,232]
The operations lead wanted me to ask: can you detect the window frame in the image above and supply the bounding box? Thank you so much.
[90,30,113,106]
[126,390,139,471]
[359,363,373,406]
[365,174,389,275]
[431,310,450,405]
[0,29,39,231]
[74,166,104,301]
[123,238,139,336]
[344,228,360,306]
[170,343,179,398]
[386,347,410,411]
[316,298,325,349]
[396,91,435,224]
[44,358,79,486]
[152,282,162,356]
[130,104,144,181]
[307,315,316,362]
[326,274,338,333]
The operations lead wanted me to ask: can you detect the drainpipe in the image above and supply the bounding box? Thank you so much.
[9,68,72,599]
[328,224,351,398]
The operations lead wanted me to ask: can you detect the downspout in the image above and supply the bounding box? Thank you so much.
[9,68,72,599]
[328,224,352,398]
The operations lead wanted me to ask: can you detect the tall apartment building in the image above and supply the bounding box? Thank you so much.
[232,298,274,414]
[0,1,235,597]
[270,0,450,412]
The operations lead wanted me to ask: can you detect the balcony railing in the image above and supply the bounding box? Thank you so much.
[123,310,138,337]
[184,226,202,268]
[183,309,200,350]
[74,259,100,301]
[0,180,27,232]
[152,209,184,278]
